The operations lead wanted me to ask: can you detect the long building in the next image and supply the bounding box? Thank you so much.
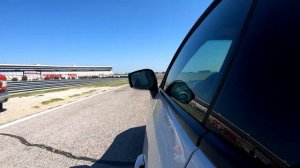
[0,64,113,80]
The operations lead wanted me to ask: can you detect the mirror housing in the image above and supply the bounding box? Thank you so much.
[128,69,158,98]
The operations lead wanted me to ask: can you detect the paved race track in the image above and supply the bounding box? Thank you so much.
[0,85,150,168]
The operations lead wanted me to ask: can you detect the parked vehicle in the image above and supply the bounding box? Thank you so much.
[0,74,9,110]
[129,0,300,167]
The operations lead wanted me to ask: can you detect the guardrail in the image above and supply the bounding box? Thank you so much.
[7,78,127,94]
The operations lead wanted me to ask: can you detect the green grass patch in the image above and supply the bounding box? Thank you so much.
[10,80,128,98]
[85,80,128,88]
[41,98,64,105]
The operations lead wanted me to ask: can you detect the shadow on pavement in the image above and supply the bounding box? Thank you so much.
[0,125,145,168]
[0,108,7,112]
[0,133,97,162]
[71,125,146,168]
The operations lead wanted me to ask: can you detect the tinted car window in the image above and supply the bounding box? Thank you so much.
[213,0,300,166]
[164,0,252,122]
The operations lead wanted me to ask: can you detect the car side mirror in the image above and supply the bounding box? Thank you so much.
[128,69,158,98]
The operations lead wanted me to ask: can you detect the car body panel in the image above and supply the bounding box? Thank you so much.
[133,0,299,167]
[185,149,215,168]
[144,92,203,168]
[0,90,9,103]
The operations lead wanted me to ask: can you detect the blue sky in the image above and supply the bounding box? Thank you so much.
[0,0,211,73]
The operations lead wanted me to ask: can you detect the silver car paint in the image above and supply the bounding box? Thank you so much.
[186,149,215,168]
[134,154,145,168]
[0,90,9,103]
[144,92,198,168]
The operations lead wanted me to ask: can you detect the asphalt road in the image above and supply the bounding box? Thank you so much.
[0,85,150,168]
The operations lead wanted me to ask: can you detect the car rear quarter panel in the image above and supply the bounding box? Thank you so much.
[144,92,199,168]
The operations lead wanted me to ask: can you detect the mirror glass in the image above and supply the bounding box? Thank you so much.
[129,70,155,90]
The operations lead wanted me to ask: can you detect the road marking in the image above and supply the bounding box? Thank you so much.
[0,84,129,130]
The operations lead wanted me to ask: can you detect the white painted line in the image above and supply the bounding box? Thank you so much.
[0,84,129,130]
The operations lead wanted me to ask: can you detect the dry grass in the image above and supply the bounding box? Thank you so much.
[11,88,72,98]
[69,94,81,98]
[41,98,64,105]
[81,90,97,94]
[69,89,97,98]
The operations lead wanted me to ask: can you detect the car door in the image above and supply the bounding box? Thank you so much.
[144,0,253,167]
[188,0,300,167]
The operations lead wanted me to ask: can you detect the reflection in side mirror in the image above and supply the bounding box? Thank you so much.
[166,80,194,104]
[128,69,158,98]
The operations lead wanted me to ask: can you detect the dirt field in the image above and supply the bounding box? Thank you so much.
[0,86,119,125]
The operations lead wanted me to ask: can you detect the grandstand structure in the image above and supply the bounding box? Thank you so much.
[0,64,113,81]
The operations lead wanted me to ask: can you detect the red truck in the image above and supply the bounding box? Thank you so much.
[0,74,9,110]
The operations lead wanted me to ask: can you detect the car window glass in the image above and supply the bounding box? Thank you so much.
[213,0,300,166]
[177,40,232,102]
[181,40,232,73]
[164,0,253,122]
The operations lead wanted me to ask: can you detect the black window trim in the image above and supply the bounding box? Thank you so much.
[202,0,257,123]
[159,0,274,163]
[160,0,221,90]
[161,0,257,115]
[160,0,256,127]
[209,111,289,167]
[157,0,222,146]
[199,0,289,166]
